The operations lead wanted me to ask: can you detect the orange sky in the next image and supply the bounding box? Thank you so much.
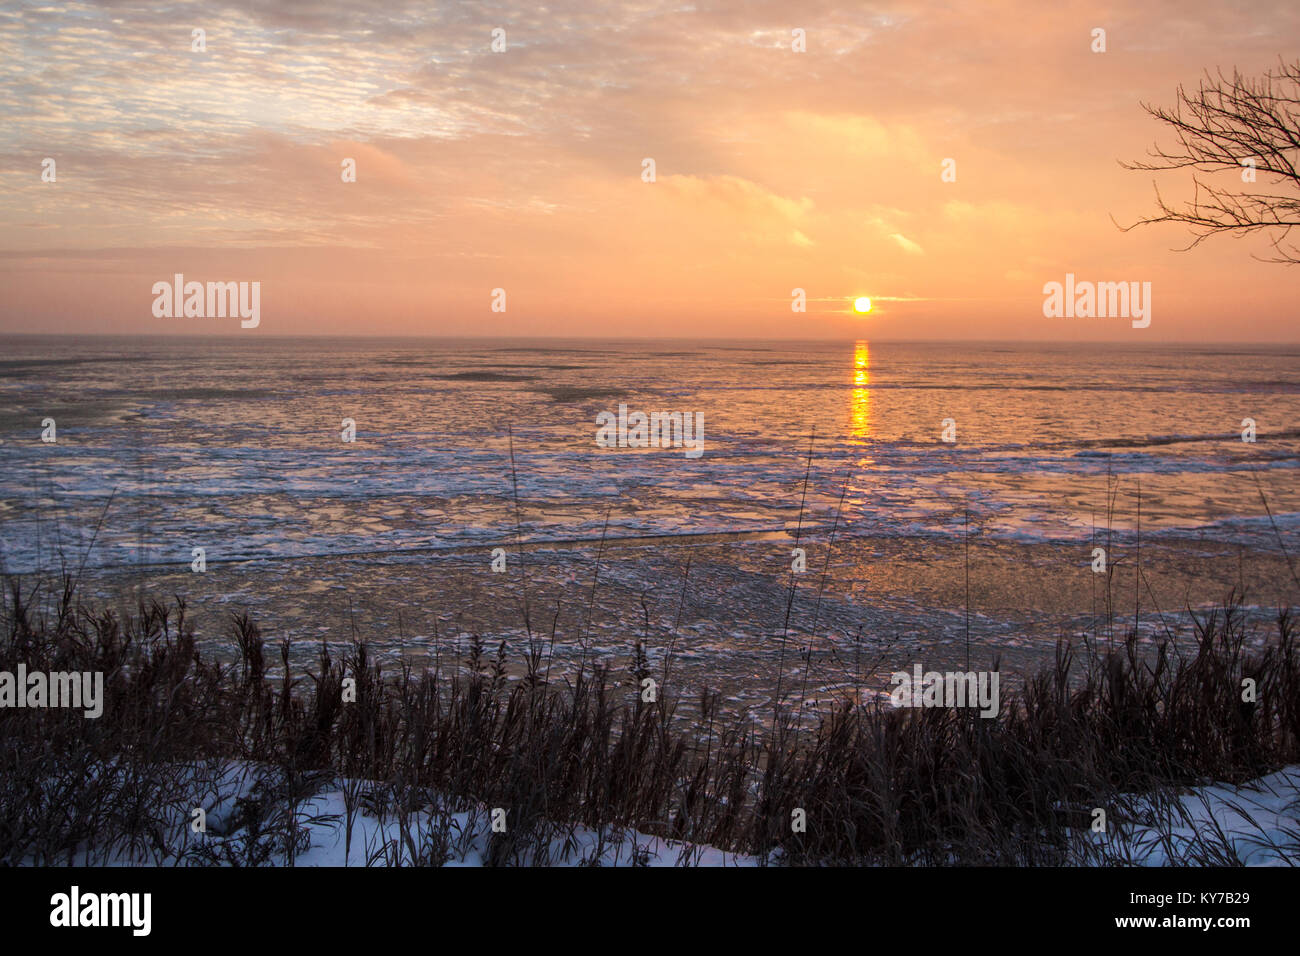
[1,0,1297,341]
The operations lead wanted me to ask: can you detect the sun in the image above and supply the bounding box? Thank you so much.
[853,296,872,314]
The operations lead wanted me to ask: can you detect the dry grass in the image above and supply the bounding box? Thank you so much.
[2,570,1297,866]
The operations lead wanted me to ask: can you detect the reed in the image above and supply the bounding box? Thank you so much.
[1,566,1296,866]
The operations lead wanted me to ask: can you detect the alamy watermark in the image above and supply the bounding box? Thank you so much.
[596,404,704,458]
[889,664,1000,718]
[0,665,103,718]
[1042,273,1151,328]
[50,886,150,936]
[152,274,260,328]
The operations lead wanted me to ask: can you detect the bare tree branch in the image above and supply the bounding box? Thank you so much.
[1119,57,1300,265]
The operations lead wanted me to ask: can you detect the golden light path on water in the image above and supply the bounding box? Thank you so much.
[851,340,870,441]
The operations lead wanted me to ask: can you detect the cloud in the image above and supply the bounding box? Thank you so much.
[1,0,1298,339]
[890,233,924,255]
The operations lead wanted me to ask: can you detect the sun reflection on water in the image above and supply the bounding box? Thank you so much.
[851,340,870,441]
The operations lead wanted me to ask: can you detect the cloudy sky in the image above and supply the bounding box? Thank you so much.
[1,0,1297,340]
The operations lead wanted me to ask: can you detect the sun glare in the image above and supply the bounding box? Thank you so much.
[853,296,872,314]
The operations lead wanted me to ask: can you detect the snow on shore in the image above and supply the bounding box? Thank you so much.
[1090,764,1300,866]
[58,762,760,867]
[285,787,759,867]
[33,762,1299,866]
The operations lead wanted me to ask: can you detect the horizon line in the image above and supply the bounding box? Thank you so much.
[1,332,1298,347]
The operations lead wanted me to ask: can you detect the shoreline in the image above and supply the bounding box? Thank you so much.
[3,572,1298,866]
